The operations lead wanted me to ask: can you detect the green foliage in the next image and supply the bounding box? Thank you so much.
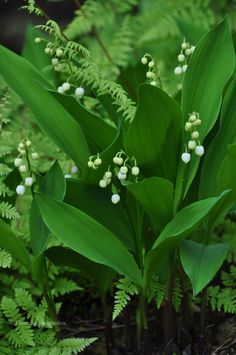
[0,201,19,220]
[112,277,138,320]
[0,248,12,268]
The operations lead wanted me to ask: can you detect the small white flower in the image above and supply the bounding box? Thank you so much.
[148,61,155,68]
[45,47,51,55]
[87,161,93,168]
[181,152,191,164]
[185,48,192,56]
[185,122,192,132]
[25,140,31,147]
[51,58,59,66]
[16,185,26,196]
[181,42,188,49]
[64,174,72,179]
[118,172,127,181]
[111,194,120,204]
[151,81,157,86]
[192,119,202,127]
[174,66,183,75]
[57,86,64,94]
[56,48,63,57]
[31,152,38,160]
[71,166,78,173]
[106,178,111,185]
[99,179,107,188]
[189,114,197,122]
[18,142,24,149]
[94,158,102,166]
[75,87,85,99]
[182,64,188,72]
[195,145,204,156]
[146,71,155,79]
[141,57,147,65]
[113,157,123,165]
[34,37,41,43]
[62,82,70,91]
[188,140,197,150]
[191,131,199,140]
[132,166,140,176]
[18,148,26,155]
[14,158,22,167]
[104,171,112,179]
[54,65,62,72]
[177,54,185,62]
[19,165,27,173]
[120,166,128,174]
[25,177,33,186]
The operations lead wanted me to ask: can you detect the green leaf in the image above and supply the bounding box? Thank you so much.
[200,79,236,198]
[125,84,181,182]
[144,192,228,285]
[127,177,174,232]
[0,44,90,168]
[181,18,235,196]
[35,193,142,285]
[180,240,229,295]
[45,246,115,294]
[217,143,236,192]
[0,219,31,272]
[30,161,66,256]
[65,179,135,251]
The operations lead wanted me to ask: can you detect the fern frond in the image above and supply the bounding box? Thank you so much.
[58,337,97,354]
[113,277,138,320]
[0,201,20,220]
[0,248,12,268]
[20,0,42,16]
[110,0,139,13]
[0,164,11,177]
[52,277,81,297]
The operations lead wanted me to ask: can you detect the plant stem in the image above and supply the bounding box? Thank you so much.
[198,287,208,354]
[164,257,175,346]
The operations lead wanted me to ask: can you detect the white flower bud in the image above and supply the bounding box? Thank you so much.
[141,57,147,65]
[62,82,70,91]
[106,178,111,185]
[18,142,24,149]
[64,174,72,179]
[174,66,183,75]
[113,156,123,165]
[181,42,188,49]
[104,171,112,179]
[146,71,155,79]
[132,166,140,176]
[181,152,191,164]
[31,152,38,160]
[191,131,199,140]
[185,48,192,56]
[191,46,196,53]
[87,161,93,168]
[178,54,185,62]
[45,47,51,55]
[19,165,27,173]
[182,64,188,72]
[71,166,78,173]
[188,140,197,150]
[57,86,64,94]
[94,158,102,166]
[189,114,197,122]
[148,61,155,68]
[192,119,202,127]
[151,81,157,86]
[195,145,204,156]
[25,140,31,147]
[185,122,193,132]
[111,194,120,204]
[54,64,62,72]
[120,166,128,174]
[25,177,33,186]
[34,37,41,44]
[51,58,59,66]
[118,172,127,180]
[56,48,63,57]
[99,179,107,188]
[16,185,26,196]
[75,87,84,99]
[14,158,22,167]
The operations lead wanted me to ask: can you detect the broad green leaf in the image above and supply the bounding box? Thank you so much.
[35,193,142,285]
[0,45,90,168]
[127,177,174,232]
[144,192,228,285]
[125,84,181,182]
[180,240,229,295]
[52,92,116,151]
[181,18,235,196]
[65,179,135,251]
[30,161,66,256]
[0,219,31,272]
[217,144,236,192]
[45,246,115,294]
[200,79,236,198]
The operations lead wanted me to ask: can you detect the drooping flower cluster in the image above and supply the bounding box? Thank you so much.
[87,151,140,204]
[174,39,195,75]
[141,54,159,87]
[181,112,204,164]
[15,140,38,196]
[57,82,85,100]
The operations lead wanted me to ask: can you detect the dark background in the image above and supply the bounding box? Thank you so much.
[0,0,78,53]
